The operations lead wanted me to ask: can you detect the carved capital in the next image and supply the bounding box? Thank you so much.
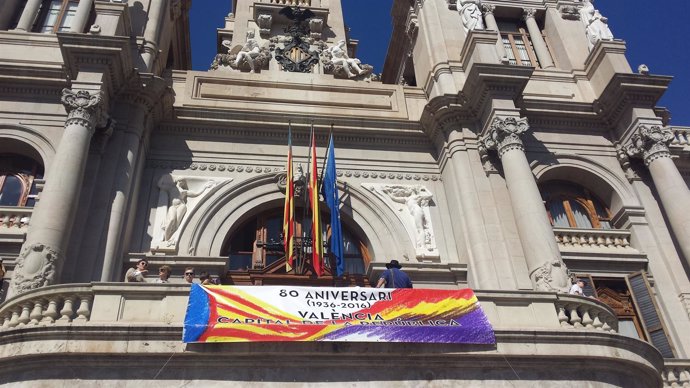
[481,4,495,14]
[480,116,529,158]
[61,89,103,130]
[531,259,570,293]
[10,243,62,295]
[522,8,537,20]
[625,125,674,166]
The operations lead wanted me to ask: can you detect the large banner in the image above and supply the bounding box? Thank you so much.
[183,284,495,344]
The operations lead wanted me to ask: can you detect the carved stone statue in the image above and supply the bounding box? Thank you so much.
[160,177,215,246]
[458,0,484,34]
[211,38,270,72]
[364,183,438,258]
[321,40,374,80]
[580,0,613,49]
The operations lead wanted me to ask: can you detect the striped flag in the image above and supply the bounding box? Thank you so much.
[308,129,324,276]
[283,125,295,272]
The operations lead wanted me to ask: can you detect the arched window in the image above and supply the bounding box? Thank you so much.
[0,153,44,207]
[541,181,611,229]
[222,209,370,275]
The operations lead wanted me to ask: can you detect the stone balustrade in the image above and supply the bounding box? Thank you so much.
[671,126,690,146]
[269,0,312,6]
[663,360,690,387]
[555,294,618,333]
[0,284,93,329]
[0,206,32,229]
[553,227,635,251]
[0,284,665,386]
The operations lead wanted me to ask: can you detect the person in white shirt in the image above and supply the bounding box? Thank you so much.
[569,279,587,296]
[125,259,148,283]
[156,265,171,283]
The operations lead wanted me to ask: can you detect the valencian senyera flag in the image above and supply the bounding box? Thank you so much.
[283,124,295,272]
[322,134,344,277]
[183,284,496,344]
[308,129,324,276]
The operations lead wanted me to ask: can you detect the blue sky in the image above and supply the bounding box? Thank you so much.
[189,0,689,126]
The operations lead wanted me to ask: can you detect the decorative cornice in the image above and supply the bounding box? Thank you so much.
[145,160,441,182]
[480,116,529,158]
[625,125,674,166]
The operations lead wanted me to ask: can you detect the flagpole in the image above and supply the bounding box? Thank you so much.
[300,121,314,275]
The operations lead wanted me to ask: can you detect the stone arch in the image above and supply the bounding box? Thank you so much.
[176,173,415,264]
[531,153,640,215]
[0,123,55,169]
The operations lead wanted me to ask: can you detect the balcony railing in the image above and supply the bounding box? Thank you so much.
[0,206,32,229]
[553,227,636,252]
[268,0,312,6]
[0,284,664,386]
[671,126,690,146]
[662,360,690,387]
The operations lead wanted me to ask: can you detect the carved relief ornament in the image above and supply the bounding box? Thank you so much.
[61,88,103,129]
[625,125,674,166]
[10,243,61,295]
[480,116,529,158]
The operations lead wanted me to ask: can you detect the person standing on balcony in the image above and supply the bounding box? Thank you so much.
[376,260,413,289]
[156,265,172,283]
[125,259,148,283]
[569,279,587,296]
[184,267,196,284]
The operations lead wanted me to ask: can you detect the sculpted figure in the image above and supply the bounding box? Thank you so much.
[458,0,484,33]
[382,185,434,250]
[326,40,365,78]
[234,38,262,73]
[580,0,613,49]
[162,178,214,244]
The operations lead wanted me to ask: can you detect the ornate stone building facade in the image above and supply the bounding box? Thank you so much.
[0,0,689,386]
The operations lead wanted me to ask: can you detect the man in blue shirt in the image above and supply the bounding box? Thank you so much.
[376,260,413,288]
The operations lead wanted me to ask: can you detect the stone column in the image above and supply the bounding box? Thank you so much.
[481,4,509,63]
[626,124,690,268]
[9,89,102,296]
[522,8,555,69]
[141,0,167,71]
[14,0,42,31]
[480,116,569,292]
[0,0,23,30]
[70,0,95,33]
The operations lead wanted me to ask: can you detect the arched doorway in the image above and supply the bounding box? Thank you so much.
[220,207,372,286]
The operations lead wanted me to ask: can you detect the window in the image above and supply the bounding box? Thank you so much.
[541,181,612,229]
[577,272,676,358]
[34,0,79,33]
[223,209,370,276]
[0,154,43,207]
[497,19,551,68]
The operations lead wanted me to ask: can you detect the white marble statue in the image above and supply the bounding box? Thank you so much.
[363,183,438,258]
[161,178,215,245]
[458,0,484,34]
[326,40,365,78]
[234,38,262,73]
[580,0,613,49]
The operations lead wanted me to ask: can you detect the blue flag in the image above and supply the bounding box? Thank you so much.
[322,134,345,277]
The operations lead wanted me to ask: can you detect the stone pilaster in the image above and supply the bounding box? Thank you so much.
[481,116,570,292]
[626,124,690,268]
[522,8,555,69]
[9,89,103,296]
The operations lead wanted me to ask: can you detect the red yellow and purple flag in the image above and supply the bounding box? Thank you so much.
[183,284,496,344]
[283,125,295,272]
[308,129,324,276]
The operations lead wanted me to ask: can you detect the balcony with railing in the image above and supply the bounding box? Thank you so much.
[553,227,637,253]
[0,283,667,386]
[0,206,32,243]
